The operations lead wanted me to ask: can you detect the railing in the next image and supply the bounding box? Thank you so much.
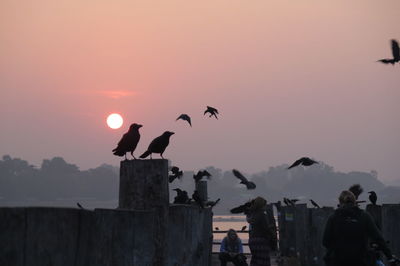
[212,230,251,255]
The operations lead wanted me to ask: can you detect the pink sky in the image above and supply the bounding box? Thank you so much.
[1,0,399,181]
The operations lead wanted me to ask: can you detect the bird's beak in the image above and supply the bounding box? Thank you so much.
[138,124,143,128]
[171,132,175,135]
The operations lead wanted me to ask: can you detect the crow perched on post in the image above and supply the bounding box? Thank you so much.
[173,188,189,204]
[368,191,378,205]
[139,131,174,159]
[206,198,220,208]
[377,39,400,65]
[193,170,211,183]
[310,199,321,208]
[287,157,318,169]
[232,169,256,190]
[76,202,84,209]
[204,106,219,119]
[169,166,183,183]
[176,114,192,127]
[112,123,142,159]
[192,190,204,208]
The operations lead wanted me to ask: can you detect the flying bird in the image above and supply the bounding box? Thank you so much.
[377,39,400,65]
[173,188,189,204]
[349,184,363,200]
[139,131,174,159]
[76,202,84,209]
[310,199,320,208]
[368,191,377,205]
[112,123,142,159]
[287,157,318,169]
[176,114,192,127]
[192,190,204,208]
[230,200,254,214]
[193,170,212,183]
[169,166,183,183]
[241,226,247,231]
[204,106,219,119]
[232,169,256,190]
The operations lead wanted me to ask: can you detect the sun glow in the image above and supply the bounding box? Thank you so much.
[107,113,123,129]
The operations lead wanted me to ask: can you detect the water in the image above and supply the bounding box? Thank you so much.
[213,215,250,253]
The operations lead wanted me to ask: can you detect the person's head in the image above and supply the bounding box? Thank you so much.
[338,190,356,207]
[250,196,267,212]
[227,229,238,241]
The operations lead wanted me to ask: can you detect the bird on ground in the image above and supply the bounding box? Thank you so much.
[192,190,204,208]
[310,199,320,208]
[193,170,212,183]
[169,166,183,183]
[173,188,189,204]
[287,157,318,169]
[76,202,84,209]
[176,114,192,127]
[139,131,174,159]
[204,106,219,119]
[349,184,364,200]
[368,191,377,205]
[232,169,256,190]
[206,198,220,208]
[377,39,400,65]
[241,226,247,231]
[112,123,142,160]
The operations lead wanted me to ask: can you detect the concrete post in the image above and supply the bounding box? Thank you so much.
[118,159,169,266]
[366,204,382,230]
[195,180,208,202]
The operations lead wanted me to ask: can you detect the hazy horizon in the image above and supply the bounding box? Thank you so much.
[1,1,399,181]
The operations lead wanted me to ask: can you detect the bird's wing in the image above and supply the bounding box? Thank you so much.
[232,169,248,183]
[392,40,400,60]
[288,158,303,169]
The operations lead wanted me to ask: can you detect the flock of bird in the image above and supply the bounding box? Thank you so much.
[109,39,397,210]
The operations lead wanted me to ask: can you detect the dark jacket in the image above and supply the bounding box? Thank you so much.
[323,206,392,265]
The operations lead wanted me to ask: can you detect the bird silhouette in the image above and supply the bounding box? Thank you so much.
[193,170,212,183]
[349,184,364,200]
[377,39,400,65]
[204,106,219,119]
[230,200,254,214]
[206,198,220,208]
[112,123,142,159]
[215,227,220,231]
[310,199,320,208]
[76,202,84,209]
[173,188,189,204]
[283,197,295,207]
[368,191,377,205]
[139,131,174,159]
[176,114,192,127]
[287,157,318,169]
[192,190,204,208]
[241,226,247,231]
[232,169,256,190]
[169,166,183,183]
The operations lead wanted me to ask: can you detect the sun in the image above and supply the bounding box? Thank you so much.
[107,113,123,129]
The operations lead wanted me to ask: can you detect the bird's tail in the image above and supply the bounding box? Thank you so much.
[112,149,125,156]
[139,150,151,158]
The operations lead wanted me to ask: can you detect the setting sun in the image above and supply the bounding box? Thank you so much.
[106,113,123,129]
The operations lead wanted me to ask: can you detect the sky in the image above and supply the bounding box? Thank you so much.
[1,0,399,181]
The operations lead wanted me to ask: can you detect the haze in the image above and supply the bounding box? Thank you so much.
[1,0,399,181]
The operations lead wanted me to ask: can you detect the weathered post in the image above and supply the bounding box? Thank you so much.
[118,159,169,266]
[366,204,382,230]
[195,180,208,202]
[381,204,400,262]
